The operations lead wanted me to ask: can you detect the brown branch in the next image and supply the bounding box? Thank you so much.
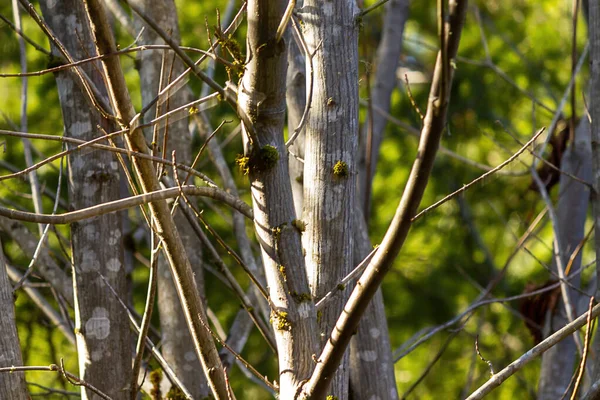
[0,364,112,400]
[0,185,253,224]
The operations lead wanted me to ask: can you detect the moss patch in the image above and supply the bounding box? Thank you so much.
[272,310,292,331]
[292,219,306,233]
[333,160,349,178]
[235,145,280,176]
[291,291,312,303]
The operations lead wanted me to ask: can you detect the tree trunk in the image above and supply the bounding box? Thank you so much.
[39,1,131,398]
[301,1,360,397]
[351,1,409,398]
[82,0,229,397]
[0,238,28,400]
[588,0,600,391]
[130,0,209,396]
[537,118,591,399]
[238,1,319,397]
[350,209,398,400]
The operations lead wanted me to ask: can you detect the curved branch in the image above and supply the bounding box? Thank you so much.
[0,185,253,224]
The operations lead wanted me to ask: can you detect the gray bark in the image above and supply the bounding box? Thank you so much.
[40,1,131,398]
[537,118,591,399]
[350,210,397,400]
[589,0,600,392]
[130,0,208,396]
[238,1,319,397]
[0,238,28,400]
[287,32,306,218]
[82,0,229,396]
[301,1,360,397]
[351,2,409,398]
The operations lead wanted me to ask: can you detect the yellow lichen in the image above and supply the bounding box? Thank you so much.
[333,160,349,178]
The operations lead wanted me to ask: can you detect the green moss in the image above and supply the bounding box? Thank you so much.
[257,145,279,171]
[337,283,345,291]
[236,145,280,176]
[292,219,307,233]
[272,311,292,331]
[291,291,312,303]
[327,97,336,107]
[295,175,303,184]
[333,160,349,178]
[47,54,65,70]
[317,309,323,323]
[326,396,338,400]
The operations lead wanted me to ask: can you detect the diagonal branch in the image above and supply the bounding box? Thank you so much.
[301,1,468,397]
[81,1,230,398]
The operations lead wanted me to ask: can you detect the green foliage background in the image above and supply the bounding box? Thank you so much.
[0,0,595,398]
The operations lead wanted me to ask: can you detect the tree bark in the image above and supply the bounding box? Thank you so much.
[287,29,306,218]
[82,0,229,397]
[300,1,360,397]
[588,0,600,392]
[537,118,591,399]
[238,1,319,397]
[39,1,131,398]
[350,209,397,400]
[302,1,468,396]
[130,0,209,396]
[0,238,28,400]
[351,2,409,398]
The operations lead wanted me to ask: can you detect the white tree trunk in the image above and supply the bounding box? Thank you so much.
[238,1,319,397]
[301,1,360,397]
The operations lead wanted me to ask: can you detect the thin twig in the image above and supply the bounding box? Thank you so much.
[0,128,215,186]
[285,18,320,148]
[475,334,495,376]
[131,233,161,400]
[412,127,545,221]
[0,364,113,400]
[358,0,390,17]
